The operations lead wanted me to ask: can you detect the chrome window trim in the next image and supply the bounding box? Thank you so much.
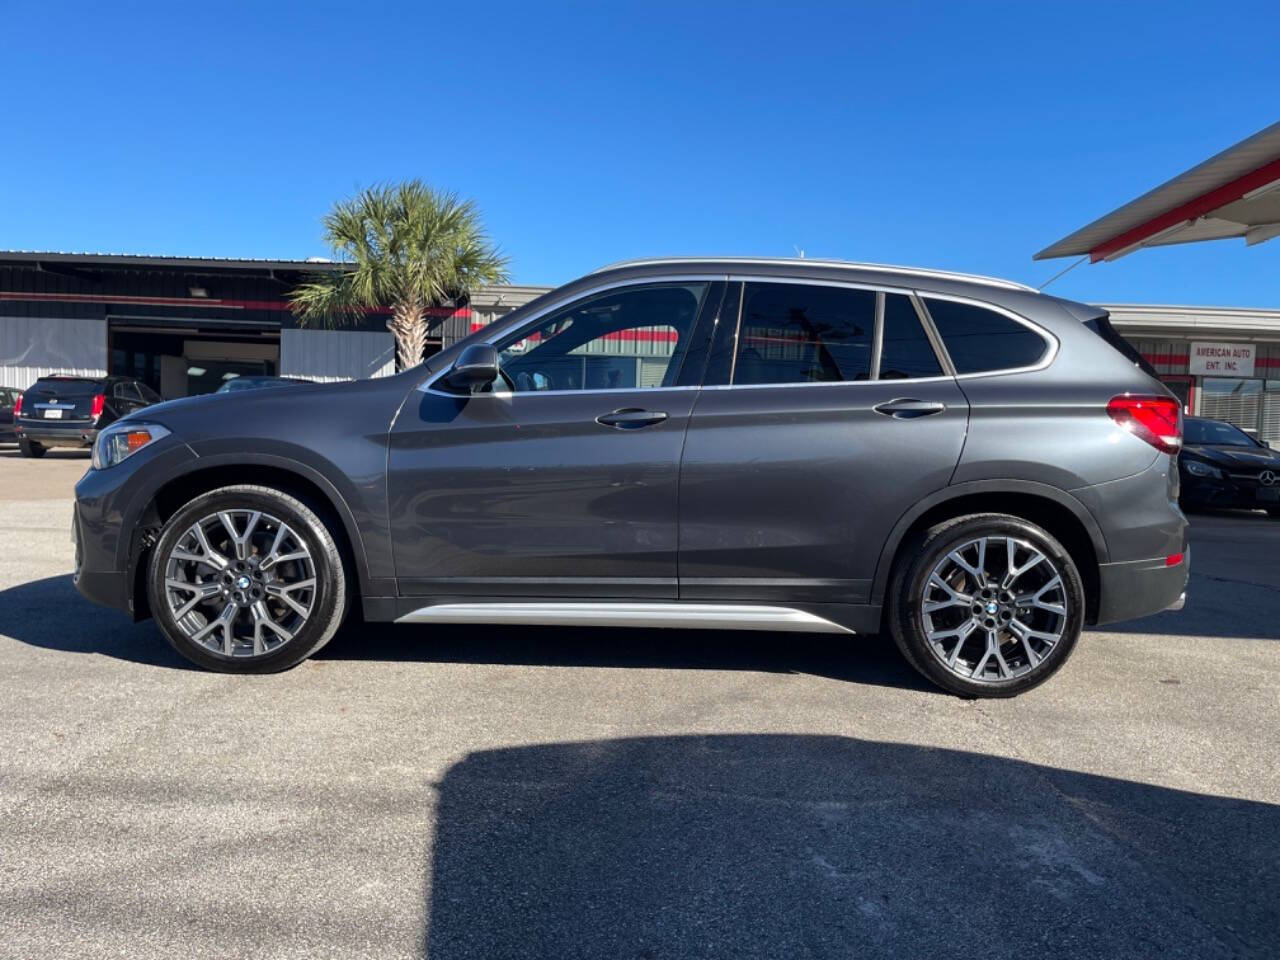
[417,272,1057,398]
[718,274,954,390]
[911,292,957,378]
[869,291,885,379]
[916,292,1060,380]
[418,273,725,397]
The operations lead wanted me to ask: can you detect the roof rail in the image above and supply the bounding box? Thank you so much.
[591,256,1037,293]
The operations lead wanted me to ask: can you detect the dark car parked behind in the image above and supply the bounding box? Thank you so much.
[215,375,310,394]
[15,375,161,457]
[1179,416,1280,518]
[0,386,21,443]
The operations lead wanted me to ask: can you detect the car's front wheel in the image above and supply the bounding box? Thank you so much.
[147,484,347,672]
[889,513,1085,698]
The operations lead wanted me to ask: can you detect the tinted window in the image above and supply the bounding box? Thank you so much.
[29,378,102,397]
[1085,315,1158,377]
[925,298,1048,374]
[498,283,707,392]
[879,294,943,379]
[1184,418,1257,446]
[137,383,162,403]
[734,283,874,384]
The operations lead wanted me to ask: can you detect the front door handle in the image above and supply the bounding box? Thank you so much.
[873,398,946,419]
[596,408,669,429]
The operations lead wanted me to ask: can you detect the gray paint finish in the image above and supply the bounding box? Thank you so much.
[73,258,1188,637]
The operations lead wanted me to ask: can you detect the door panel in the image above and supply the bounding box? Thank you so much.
[388,387,697,597]
[387,279,722,599]
[677,378,969,604]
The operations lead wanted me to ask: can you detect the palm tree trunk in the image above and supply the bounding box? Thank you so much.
[388,301,427,371]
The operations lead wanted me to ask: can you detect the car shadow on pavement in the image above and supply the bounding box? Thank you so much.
[1108,573,1280,640]
[0,574,932,690]
[0,574,193,669]
[319,617,934,692]
[423,734,1278,959]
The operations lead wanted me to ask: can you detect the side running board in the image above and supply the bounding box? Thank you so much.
[395,601,854,634]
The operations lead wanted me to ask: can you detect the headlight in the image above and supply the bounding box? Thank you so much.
[92,421,171,470]
[1183,459,1221,479]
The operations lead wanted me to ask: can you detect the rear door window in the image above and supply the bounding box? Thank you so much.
[879,294,943,379]
[733,282,875,384]
[924,298,1049,375]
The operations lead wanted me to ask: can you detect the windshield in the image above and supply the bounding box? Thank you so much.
[1184,419,1257,447]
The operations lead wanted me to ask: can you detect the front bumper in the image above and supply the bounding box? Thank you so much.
[1094,547,1190,625]
[1180,475,1280,510]
[73,438,199,617]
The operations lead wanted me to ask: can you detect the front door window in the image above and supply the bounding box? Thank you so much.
[498,283,708,392]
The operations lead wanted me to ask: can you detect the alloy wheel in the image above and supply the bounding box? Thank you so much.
[920,536,1068,683]
[162,510,316,658]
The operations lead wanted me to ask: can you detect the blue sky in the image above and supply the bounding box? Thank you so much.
[2,1,1278,305]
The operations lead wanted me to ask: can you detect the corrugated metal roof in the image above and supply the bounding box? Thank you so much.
[1036,120,1280,260]
[0,250,347,271]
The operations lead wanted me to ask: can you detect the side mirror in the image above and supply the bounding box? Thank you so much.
[441,343,500,394]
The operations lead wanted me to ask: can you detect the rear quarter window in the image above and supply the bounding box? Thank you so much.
[924,298,1049,375]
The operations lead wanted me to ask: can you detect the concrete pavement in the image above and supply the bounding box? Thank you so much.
[0,451,1276,958]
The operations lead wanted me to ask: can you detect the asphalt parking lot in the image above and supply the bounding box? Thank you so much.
[0,448,1276,959]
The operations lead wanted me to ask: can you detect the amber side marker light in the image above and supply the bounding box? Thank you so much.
[125,430,154,450]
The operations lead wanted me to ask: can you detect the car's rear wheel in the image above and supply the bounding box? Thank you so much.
[19,438,46,458]
[889,513,1085,698]
[147,485,347,673]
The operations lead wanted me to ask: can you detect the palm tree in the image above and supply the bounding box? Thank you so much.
[291,180,509,370]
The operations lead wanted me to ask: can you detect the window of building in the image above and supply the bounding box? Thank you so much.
[879,294,943,379]
[733,283,875,385]
[498,283,707,392]
[924,298,1048,375]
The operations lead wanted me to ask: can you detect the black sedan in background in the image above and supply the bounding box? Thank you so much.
[1179,417,1280,518]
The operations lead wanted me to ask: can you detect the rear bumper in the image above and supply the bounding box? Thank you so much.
[1094,548,1190,625]
[17,419,98,447]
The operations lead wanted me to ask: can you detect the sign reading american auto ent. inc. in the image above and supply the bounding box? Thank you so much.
[1189,341,1256,377]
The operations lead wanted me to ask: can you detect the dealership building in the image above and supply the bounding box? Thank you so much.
[2,249,1280,448]
[0,251,545,396]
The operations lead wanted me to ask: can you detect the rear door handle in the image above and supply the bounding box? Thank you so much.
[596,408,669,429]
[873,398,946,419]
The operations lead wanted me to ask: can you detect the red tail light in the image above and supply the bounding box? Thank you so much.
[1107,394,1181,454]
[90,393,105,419]
[12,393,22,417]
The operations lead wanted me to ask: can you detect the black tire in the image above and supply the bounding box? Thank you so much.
[18,438,46,458]
[889,513,1085,698]
[1267,507,1280,520]
[147,484,347,673]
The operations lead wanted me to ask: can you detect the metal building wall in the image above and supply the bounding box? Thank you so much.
[279,329,395,382]
[0,315,107,389]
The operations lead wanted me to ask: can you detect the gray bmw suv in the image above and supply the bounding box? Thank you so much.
[72,258,1189,697]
